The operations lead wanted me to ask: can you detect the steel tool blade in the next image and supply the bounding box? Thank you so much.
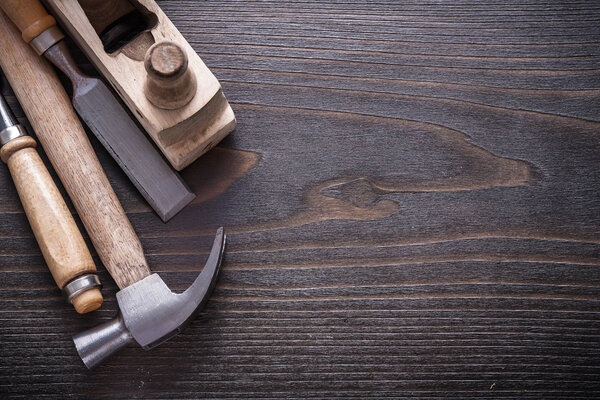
[73,77,195,221]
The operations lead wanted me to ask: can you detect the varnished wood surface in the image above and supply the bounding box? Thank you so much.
[1,0,599,398]
[0,135,101,314]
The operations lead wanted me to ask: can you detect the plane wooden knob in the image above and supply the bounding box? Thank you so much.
[144,41,197,109]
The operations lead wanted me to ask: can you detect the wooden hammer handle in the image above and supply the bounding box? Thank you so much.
[0,11,151,289]
[0,0,57,43]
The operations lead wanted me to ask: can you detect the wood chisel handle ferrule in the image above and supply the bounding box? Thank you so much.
[1,0,195,223]
[0,92,102,313]
[0,0,58,44]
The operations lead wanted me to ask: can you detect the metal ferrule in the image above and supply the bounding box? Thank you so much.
[0,93,28,147]
[0,91,18,131]
[63,274,102,303]
[30,26,64,55]
[0,125,27,147]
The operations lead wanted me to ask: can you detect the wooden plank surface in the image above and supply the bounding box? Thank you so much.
[1,0,599,398]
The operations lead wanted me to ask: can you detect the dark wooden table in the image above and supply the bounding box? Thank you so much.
[1,1,599,398]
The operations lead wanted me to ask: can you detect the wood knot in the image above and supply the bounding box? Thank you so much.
[144,41,197,109]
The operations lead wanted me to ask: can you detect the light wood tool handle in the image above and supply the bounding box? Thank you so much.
[0,136,102,313]
[0,11,151,289]
[0,0,56,43]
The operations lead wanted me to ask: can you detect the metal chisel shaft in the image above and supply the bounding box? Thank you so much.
[0,11,151,290]
[0,0,195,222]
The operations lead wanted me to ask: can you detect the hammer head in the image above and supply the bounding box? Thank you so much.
[73,228,225,369]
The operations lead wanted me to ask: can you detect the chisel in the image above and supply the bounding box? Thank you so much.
[0,0,195,222]
[0,11,151,290]
[0,89,102,313]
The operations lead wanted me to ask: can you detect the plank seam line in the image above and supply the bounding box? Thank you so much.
[229,96,600,132]
[211,67,600,93]
[187,30,600,47]
[195,50,600,73]
[193,41,600,60]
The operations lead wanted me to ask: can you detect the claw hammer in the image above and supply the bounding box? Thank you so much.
[0,7,225,368]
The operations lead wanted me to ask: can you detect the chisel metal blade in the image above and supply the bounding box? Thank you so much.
[38,40,195,222]
[73,77,195,221]
[0,0,196,221]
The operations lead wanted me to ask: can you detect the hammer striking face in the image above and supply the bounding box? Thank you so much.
[73,228,225,369]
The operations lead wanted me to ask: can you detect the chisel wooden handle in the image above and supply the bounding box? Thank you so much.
[0,136,102,313]
[0,0,56,43]
[0,10,151,289]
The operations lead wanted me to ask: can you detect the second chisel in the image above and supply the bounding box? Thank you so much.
[0,10,151,291]
[0,87,102,313]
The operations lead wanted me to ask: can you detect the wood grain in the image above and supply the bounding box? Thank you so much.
[0,11,151,289]
[144,41,198,109]
[45,0,237,170]
[77,0,135,34]
[0,135,101,313]
[1,0,599,398]
[0,0,56,43]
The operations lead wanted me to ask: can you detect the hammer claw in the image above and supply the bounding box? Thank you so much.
[73,228,226,369]
[180,227,225,323]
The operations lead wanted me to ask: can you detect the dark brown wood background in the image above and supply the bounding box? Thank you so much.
[1,0,600,398]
